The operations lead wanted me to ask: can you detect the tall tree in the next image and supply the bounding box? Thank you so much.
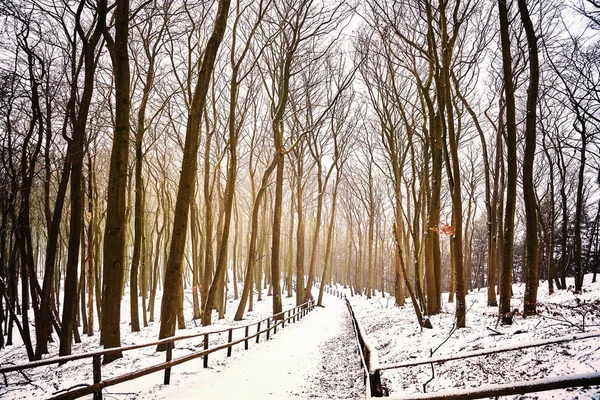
[519,0,541,316]
[101,0,131,363]
[498,0,518,325]
[202,0,270,326]
[158,0,231,346]
[129,0,169,333]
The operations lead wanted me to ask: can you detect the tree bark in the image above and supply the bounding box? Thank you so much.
[101,0,130,363]
[519,0,541,315]
[157,0,231,348]
[498,0,518,325]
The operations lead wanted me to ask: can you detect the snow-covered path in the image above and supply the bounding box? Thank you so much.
[112,294,364,400]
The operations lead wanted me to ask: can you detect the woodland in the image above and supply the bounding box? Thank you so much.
[0,0,599,367]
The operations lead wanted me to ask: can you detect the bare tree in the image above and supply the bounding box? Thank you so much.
[518,0,541,316]
[497,0,518,325]
[158,0,232,346]
[101,0,130,363]
[202,0,271,326]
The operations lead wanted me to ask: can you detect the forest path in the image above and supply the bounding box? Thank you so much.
[118,292,364,399]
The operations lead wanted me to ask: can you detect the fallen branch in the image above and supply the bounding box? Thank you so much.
[486,327,504,336]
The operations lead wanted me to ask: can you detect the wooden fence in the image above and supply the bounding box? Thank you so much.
[0,300,314,400]
[317,283,381,398]
[337,286,600,399]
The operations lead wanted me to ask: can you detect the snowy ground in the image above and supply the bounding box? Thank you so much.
[139,295,364,400]
[344,274,600,399]
[3,276,599,400]
[0,287,364,399]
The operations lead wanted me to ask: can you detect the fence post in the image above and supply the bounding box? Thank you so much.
[256,321,261,343]
[245,326,249,350]
[227,328,233,357]
[203,333,209,368]
[93,355,102,400]
[164,340,173,385]
[370,369,383,397]
[282,311,286,328]
[267,318,271,340]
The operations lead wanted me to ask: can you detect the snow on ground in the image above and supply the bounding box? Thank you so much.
[0,287,364,399]
[138,295,364,400]
[343,274,600,399]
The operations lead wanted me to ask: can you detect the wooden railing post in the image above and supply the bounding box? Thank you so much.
[164,340,173,385]
[203,334,209,368]
[282,311,286,328]
[267,318,271,340]
[227,328,233,357]
[93,355,102,400]
[245,326,249,350]
[370,369,383,397]
[256,321,261,343]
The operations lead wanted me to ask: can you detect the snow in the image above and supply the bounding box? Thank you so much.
[2,275,600,399]
[138,296,364,399]
[0,289,364,399]
[343,274,600,399]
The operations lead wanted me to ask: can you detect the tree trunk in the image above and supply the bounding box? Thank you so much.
[270,145,284,318]
[233,159,278,320]
[317,175,341,306]
[304,160,325,302]
[157,0,231,348]
[101,0,131,363]
[191,202,201,319]
[295,153,306,306]
[86,152,95,336]
[497,0,518,325]
[519,0,540,315]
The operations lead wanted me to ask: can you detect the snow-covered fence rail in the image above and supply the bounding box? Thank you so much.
[374,329,600,399]
[343,294,385,398]
[318,283,384,397]
[343,292,600,399]
[379,330,600,371]
[0,300,315,400]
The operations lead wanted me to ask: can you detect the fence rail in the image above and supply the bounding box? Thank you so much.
[0,300,315,400]
[318,283,382,398]
[340,288,600,399]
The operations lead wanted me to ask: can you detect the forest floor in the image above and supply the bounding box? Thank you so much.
[2,276,600,399]
[346,274,600,399]
[0,288,364,399]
